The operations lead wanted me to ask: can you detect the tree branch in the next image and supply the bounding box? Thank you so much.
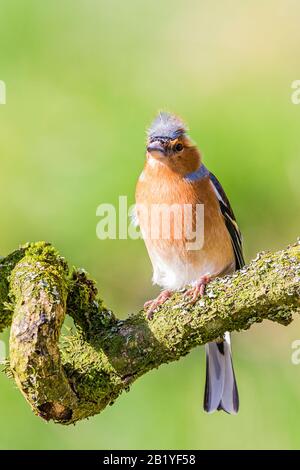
[0,240,299,424]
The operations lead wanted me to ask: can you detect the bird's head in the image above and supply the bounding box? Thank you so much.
[146,112,201,175]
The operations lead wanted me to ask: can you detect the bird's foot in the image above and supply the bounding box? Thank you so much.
[144,290,172,320]
[184,275,211,305]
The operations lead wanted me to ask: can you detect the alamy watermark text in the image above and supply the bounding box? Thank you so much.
[0,81,6,104]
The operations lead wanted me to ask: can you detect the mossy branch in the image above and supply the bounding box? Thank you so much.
[0,240,299,424]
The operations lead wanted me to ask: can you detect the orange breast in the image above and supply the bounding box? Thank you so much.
[136,160,235,289]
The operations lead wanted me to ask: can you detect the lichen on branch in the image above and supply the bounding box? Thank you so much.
[0,240,299,424]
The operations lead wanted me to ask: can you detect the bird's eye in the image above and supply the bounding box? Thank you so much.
[175,143,183,152]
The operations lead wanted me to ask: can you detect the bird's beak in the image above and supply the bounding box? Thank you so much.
[147,141,166,156]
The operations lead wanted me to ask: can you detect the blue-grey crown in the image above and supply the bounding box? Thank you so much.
[147,112,187,141]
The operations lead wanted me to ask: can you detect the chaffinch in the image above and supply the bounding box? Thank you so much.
[135,112,245,414]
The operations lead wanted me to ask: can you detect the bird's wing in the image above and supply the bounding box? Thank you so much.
[209,172,245,270]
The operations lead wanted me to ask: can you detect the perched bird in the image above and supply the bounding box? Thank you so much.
[135,112,244,414]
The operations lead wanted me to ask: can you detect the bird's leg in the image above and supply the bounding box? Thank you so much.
[184,275,212,305]
[144,290,172,320]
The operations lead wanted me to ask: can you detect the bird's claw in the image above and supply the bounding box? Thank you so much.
[184,275,211,305]
[144,290,172,319]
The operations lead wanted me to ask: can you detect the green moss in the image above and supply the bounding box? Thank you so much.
[0,246,27,332]
[67,268,116,337]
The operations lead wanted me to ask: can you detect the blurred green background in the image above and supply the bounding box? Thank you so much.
[0,0,300,450]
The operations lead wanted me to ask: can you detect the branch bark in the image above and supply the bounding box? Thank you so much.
[0,241,299,424]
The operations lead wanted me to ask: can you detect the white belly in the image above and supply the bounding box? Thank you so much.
[147,244,227,290]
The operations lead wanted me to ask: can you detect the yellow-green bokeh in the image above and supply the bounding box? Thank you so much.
[0,0,300,449]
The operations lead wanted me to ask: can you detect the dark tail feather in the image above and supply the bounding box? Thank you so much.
[203,332,239,414]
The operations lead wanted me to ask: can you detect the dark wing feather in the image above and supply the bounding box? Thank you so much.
[209,172,245,270]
